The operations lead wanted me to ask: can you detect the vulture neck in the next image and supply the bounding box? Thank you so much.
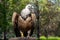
[20,9,31,20]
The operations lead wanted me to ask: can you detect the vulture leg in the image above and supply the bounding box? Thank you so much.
[20,31,24,37]
[27,30,31,37]
[12,12,21,37]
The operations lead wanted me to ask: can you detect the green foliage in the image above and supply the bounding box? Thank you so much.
[0,0,31,39]
[38,0,60,36]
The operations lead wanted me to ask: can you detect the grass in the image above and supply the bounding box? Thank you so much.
[37,36,60,40]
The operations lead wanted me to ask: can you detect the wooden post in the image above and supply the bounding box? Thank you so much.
[9,37,37,40]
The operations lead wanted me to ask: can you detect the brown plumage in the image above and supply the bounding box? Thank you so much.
[12,12,36,37]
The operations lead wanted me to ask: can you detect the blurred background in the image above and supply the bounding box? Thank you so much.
[0,0,60,40]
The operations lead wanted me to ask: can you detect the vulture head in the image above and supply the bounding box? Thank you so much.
[20,4,36,20]
[25,4,35,12]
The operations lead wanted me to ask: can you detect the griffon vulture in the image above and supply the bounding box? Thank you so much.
[12,4,37,37]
